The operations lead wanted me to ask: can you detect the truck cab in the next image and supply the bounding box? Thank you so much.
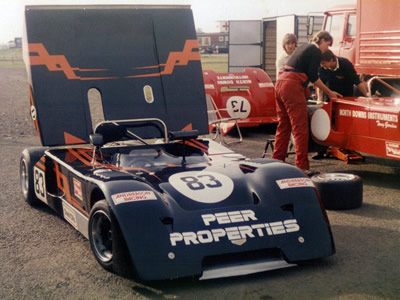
[322,4,356,64]
[320,0,400,78]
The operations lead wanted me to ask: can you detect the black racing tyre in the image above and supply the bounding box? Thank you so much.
[20,147,46,206]
[311,173,363,210]
[88,200,134,277]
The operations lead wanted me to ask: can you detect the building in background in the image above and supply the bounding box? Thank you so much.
[197,32,228,53]
[14,37,22,48]
[7,37,22,49]
[197,20,229,54]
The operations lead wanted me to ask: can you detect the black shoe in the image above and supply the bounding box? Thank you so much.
[312,152,325,160]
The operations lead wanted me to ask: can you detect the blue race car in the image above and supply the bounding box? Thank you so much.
[20,5,334,281]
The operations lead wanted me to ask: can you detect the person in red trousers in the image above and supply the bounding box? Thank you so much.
[272,31,342,174]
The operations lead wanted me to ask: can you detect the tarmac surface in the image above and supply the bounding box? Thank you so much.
[1,67,400,299]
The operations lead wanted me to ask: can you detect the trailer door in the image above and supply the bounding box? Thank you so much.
[228,20,263,72]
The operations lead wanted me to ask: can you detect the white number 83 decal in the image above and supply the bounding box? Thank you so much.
[169,171,234,203]
[33,166,47,204]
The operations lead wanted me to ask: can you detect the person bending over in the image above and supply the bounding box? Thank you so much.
[272,31,342,173]
[317,49,368,103]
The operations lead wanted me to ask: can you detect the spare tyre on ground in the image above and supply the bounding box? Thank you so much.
[311,173,363,210]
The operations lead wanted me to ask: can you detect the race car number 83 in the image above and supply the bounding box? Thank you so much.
[180,174,222,190]
[169,171,234,203]
[33,166,47,203]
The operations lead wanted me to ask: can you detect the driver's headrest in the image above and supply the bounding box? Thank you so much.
[95,123,127,144]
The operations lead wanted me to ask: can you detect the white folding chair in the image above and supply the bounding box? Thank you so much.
[206,94,243,144]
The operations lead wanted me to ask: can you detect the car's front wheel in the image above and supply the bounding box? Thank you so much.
[88,200,134,277]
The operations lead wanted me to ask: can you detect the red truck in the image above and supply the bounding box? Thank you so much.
[309,0,400,161]
[321,0,400,77]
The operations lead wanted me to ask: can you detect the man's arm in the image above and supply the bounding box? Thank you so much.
[316,87,324,104]
[357,81,369,97]
[342,58,369,96]
[317,67,329,103]
[314,78,343,99]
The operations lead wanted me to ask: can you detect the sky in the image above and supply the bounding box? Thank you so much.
[0,0,353,44]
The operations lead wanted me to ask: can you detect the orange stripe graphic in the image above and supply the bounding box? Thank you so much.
[29,40,199,80]
[126,40,200,78]
[28,43,117,80]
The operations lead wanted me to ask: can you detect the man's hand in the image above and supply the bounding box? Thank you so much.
[328,90,343,99]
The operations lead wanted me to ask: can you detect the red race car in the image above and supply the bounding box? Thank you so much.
[310,77,400,161]
[203,68,277,135]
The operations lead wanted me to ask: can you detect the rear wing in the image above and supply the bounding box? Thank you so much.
[24,5,208,146]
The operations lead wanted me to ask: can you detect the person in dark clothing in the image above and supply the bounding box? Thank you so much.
[317,49,368,102]
[272,31,342,173]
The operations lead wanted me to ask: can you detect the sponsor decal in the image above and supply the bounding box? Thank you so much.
[111,190,157,205]
[73,178,83,201]
[216,74,252,85]
[204,84,215,89]
[339,109,398,128]
[276,177,314,190]
[33,166,47,204]
[376,120,397,129]
[169,171,234,203]
[201,210,257,226]
[386,141,400,158]
[258,82,274,88]
[62,202,78,229]
[169,209,300,246]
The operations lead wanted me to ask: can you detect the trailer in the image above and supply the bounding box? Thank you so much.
[228,14,324,82]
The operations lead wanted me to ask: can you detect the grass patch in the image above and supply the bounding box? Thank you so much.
[0,48,24,68]
[201,54,228,73]
[0,61,25,68]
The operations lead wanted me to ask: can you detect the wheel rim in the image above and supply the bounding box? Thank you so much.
[314,173,357,182]
[20,159,29,197]
[90,210,113,263]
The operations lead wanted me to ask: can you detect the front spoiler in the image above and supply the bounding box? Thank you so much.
[200,258,295,280]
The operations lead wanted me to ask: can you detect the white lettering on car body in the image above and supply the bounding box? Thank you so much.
[201,210,257,226]
[169,209,300,246]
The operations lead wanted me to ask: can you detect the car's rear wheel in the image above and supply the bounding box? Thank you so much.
[20,147,46,206]
[89,200,134,277]
[311,173,363,210]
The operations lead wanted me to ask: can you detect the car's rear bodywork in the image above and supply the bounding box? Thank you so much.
[24,5,208,146]
[203,68,278,133]
[22,5,335,281]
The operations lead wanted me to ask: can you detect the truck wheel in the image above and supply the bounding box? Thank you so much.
[311,173,363,210]
[20,147,46,206]
[89,200,134,277]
